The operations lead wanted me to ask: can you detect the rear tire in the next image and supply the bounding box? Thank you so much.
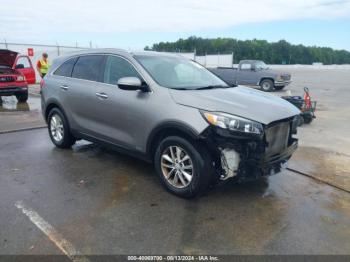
[48,108,76,149]
[154,136,213,198]
[16,91,28,103]
[260,79,274,92]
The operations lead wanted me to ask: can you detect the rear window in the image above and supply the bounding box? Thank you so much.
[72,55,105,82]
[54,57,77,77]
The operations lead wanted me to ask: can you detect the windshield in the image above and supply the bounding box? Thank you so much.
[255,61,268,70]
[134,55,228,89]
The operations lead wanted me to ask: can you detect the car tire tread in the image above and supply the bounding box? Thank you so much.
[260,79,274,92]
[154,136,214,198]
[47,108,76,149]
[16,91,28,103]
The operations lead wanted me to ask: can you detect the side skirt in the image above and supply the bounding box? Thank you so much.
[71,129,152,163]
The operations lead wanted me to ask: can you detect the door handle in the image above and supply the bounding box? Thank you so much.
[96,92,108,99]
[60,85,69,90]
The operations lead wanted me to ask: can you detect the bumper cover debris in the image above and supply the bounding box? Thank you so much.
[220,148,240,180]
[200,117,298,182]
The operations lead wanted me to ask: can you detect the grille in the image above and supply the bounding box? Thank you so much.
[0,76,15,82]
[265,121,290,155]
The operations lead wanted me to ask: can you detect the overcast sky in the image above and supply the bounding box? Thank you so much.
[1,0,350,50]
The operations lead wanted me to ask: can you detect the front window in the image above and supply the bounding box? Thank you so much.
[255,61,268,70]
[16,57,31,68]
[134,55,228,89]
[103,56,141,85]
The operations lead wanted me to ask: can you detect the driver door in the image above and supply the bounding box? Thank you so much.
[14,56,36,84]
[93,55,150,149]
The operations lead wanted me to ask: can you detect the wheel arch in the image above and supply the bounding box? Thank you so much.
[259,77,275,85]
[146,121,201,161]
[44,99,68,123]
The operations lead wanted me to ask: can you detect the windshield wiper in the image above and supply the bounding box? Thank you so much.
[171,87,189,90]
[195,85,229,90]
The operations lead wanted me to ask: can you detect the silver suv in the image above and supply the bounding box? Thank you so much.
[41,49,300,198]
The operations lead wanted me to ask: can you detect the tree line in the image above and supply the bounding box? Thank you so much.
[145,36,350,65]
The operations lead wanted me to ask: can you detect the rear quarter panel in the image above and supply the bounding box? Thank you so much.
[208,68,237,86]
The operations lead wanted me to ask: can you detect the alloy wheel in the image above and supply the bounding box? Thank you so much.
[50,114,64,142]
[161,146,194,188]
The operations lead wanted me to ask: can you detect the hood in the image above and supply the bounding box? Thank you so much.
[0,49,18,67]
[169,86,300,125]
[273,70,290,75]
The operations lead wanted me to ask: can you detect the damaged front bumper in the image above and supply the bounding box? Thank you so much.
[200,117,298,182]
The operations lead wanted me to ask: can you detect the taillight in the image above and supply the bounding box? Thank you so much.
[40,79,45,89]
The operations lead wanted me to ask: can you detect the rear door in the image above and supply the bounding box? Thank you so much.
[14,56,36,84]
[67,55,106,134]
[51,56,78,125]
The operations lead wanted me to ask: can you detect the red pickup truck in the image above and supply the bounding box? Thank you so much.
[0,49,36,102]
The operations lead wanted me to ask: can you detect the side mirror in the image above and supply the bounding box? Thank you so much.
[117,77,148,91]
[15,64,24,69]
[251,66,256,71]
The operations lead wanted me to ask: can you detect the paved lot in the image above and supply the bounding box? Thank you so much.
[0,69,350,257]
[272,69,350,191]
[1,129,350,256]
[0,94,45,133]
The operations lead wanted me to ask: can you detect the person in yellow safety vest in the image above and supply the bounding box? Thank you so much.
[36,53,50,78]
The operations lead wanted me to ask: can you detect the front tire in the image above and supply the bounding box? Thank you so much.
[154,136,213,198]
[260,79,274,92]
[16,91,28,103]
[48,108,76,148]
